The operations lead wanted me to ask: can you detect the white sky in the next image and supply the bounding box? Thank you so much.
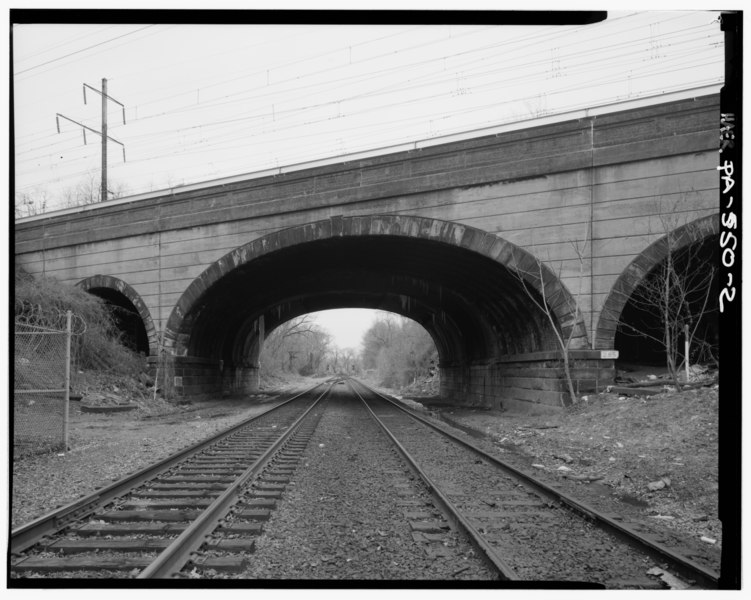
[12,10,723,212]
[309,309,381,351]
[9,6,726,351]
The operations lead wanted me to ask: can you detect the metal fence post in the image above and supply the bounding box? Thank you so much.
[63,310,72,451]
[684,323,690,383]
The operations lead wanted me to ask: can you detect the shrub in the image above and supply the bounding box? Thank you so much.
[14,267,144,376]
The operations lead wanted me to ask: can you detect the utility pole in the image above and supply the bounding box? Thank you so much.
[101,78,108,203]
[56,78,126,202]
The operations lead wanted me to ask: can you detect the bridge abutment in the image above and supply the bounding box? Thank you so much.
[440,351,616,412]
[147,356,262,399]
[222,364,261,396]
[147,355,224,399]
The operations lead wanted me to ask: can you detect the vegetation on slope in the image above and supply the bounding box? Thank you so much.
[14,267,144,380]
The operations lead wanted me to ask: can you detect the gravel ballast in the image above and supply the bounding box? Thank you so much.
[242,389,494,580]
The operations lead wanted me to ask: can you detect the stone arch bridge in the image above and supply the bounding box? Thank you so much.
[14,89,721,411]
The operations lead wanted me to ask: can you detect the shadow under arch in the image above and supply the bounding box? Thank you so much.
[594,213,720,351]
[164,215,588,363]
[77,274,157,356]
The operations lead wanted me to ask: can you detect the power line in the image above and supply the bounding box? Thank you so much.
[13,16,720,146]
[20,43,721,172]
[14,14,723,207]
[14,25,154,76]
[121,20,721,128]
[13,25,118,64]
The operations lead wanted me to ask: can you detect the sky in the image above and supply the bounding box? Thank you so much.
[12,10,724,214]
[9,7,726,350]
[308,309,381,351]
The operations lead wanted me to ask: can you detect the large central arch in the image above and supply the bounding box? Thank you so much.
[163,215,590,407]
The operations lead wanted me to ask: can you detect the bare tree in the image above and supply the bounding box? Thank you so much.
[338,347,359,374]
[361,312,399,371]
[260,316,331,376]
[15,173,130,218]
[14,188,50,218]
[510,230,589,408]
[361,313,437,388]
[616,208,717,386]
[60,171,130,208]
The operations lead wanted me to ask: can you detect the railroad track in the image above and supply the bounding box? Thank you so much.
[11,376,722,586]
[347,377,721,589]
[10,381,333,579]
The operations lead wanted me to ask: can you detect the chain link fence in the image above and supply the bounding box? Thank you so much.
[13,306,81,458]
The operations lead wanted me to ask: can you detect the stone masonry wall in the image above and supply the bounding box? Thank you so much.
[440,351,616,412]
[147,355,223,399]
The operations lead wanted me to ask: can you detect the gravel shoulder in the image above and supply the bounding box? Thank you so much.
[10,387,301,529]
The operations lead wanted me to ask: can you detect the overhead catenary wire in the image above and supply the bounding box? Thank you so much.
[13,15,719,150]
[13,14,724,208]
[19,54,724,179]
[86,47,724,167]
[32,73,719,199]
[13,25,157,77]
[16,26,722,161]
[13,24,120,64]
[110,12,706,128]
[16,70,723,197]
[13,14,710,144]
[13,24,498,145]
[17,37,721,169]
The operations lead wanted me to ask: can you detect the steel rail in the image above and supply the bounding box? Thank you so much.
[10,381,327,554]
[348,379,518,581]
[349,377,720,589]
[137,382,332,578]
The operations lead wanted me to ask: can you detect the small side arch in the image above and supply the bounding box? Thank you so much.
[77,275,158,355]
[595,213,720,350]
